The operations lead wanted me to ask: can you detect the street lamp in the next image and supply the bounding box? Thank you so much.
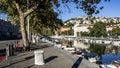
[27,0,30,42]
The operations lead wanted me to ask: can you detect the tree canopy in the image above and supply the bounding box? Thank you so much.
[110,27,120,36]
[29,3,63,35]
[0,0,110,19]
[89,22,107,37]
[0,0,110,49]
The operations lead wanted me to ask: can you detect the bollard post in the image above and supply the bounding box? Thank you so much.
[6,44,14,56]
[6,44,10,57]
[10,44,14,56]
[6,44,11,65]
[34,50,44,65]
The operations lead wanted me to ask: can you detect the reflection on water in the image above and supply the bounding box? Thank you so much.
[89,44,120,56]
[73,40,90,49]
[72,40,120,64]
[72,40,119,56]
[88,44,106,56]
[101,54,120,64]
[72,40,105,56]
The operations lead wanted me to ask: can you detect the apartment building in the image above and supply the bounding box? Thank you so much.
[0,19,20,40]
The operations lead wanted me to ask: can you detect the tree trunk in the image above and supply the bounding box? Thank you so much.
[20,14,29,50]
[14,2,38,51]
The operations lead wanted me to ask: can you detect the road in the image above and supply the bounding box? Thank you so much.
[0,40,21,50]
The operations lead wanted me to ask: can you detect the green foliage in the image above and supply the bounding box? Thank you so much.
[88,44,106,56]
[61,30,74,35]
[110,27,120,35]
[80,32,89,37]
[0,0,63,34]
[67,22,74,27]
[29,3,63,34]
[0,0,110,35]
[68,29,74,35]
[89,22,107,37]
[74,0,110,15]
[0,0,110,19]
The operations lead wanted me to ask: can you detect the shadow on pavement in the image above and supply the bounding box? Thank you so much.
[1,55,34,68]
[72,57,83,68]
[27,56,58,68]
[45,56,58,63]
[30,43,52,51]
[25,55,34,60]
[27,64,34,68]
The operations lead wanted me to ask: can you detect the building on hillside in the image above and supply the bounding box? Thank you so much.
[73,22,93,37]
[58,26,72,36]
[73,21,120,37]
[106,26,118,32]
[74,24,93,32]
[74,24,119,37]
[60,27,71,32]
[0,19,20,40]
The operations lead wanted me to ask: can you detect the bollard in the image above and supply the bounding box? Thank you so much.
[6,44,10,57]
[10,44,14,56]
[34,50,44,65]
[6,44,14,56]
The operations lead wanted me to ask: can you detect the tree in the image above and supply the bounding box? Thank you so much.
[89,44,106,56]
[29,5,63,35]
[80,32,89,37]
[0,0,110,50]
[111,27,120,36]
[0,0,61,50]
[89,22,107,37]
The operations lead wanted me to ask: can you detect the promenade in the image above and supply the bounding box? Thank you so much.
[0,41,99,68]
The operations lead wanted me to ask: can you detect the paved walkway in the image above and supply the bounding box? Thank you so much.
[0,41,99,68]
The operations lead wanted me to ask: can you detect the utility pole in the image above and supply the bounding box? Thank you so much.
[27,0,30,42]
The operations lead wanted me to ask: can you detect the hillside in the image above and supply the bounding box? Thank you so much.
[64,16,120,25]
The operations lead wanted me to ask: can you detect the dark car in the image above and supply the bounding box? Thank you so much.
[71,51,82,55]
[40,35,51,41]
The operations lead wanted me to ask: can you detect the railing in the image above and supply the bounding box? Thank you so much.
[0,40,23,64]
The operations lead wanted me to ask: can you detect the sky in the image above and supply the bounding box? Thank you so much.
[57,0,120,21]
[0,0,120,21]
[0,13,7,19]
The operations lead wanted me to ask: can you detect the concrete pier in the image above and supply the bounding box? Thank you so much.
[0,41,99,68]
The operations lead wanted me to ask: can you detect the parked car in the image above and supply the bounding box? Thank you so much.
[71,51,82,55]
[40,35,51,41]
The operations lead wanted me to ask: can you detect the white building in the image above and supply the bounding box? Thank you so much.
[106,26,118,32]
[73,22,119,37]
[73,22,93,37]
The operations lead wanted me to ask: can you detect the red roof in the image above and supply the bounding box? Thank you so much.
[106,26,118,28]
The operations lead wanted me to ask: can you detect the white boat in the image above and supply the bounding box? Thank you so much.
[88,57,97,63]
[100,64,117,68]
[100,60,120,68]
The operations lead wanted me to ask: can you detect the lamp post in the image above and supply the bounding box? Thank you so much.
[27,0,30,42]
